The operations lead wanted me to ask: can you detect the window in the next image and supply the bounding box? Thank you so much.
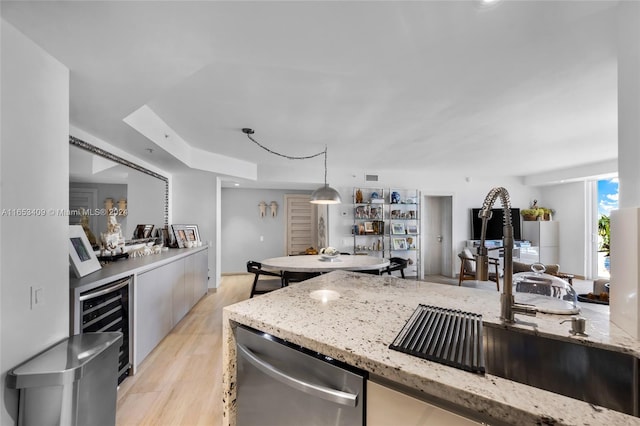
[596,178,618,278]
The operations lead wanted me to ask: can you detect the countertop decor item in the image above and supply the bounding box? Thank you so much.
[69,225,102,278]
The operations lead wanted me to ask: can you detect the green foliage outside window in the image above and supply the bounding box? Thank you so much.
[598,215,610,256]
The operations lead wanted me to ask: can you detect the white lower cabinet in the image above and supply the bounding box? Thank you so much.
[135,264,174,367]
[134,249,209,369]
[185,249,208,308]
[367,381,481,426]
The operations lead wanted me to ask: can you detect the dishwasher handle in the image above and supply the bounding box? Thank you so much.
[236,343,359,407]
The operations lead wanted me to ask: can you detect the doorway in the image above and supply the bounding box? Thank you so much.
[284,194,318,255]
[423,195,453,277]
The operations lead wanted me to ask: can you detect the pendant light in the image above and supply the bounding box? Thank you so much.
[242,128,342,205]
[309,146,342,204]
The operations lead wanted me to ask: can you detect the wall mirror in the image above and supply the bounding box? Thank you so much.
[69,136,168,244]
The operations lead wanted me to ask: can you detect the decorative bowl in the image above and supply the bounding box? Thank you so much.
[320,252,340,260]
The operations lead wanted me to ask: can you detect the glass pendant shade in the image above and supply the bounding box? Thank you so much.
[310,184,342,204]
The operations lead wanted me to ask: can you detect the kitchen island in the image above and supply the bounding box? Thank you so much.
[222,271,640,425]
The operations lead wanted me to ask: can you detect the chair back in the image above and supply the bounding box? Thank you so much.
[247,260,262,274]
[460,248,476,273]
[387,257,408,278]
[282,271,320,286]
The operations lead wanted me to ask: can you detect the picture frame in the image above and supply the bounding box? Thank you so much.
[135,224,155,239]
[391,222,405,235]
[407,224,418,234]
[364,221,374,233]
[69,225,102,278]
[171,224,189,248]
[185,224,200,242]
[392,237,407,251]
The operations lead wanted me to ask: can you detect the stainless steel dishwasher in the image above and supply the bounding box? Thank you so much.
[235,325,366,426]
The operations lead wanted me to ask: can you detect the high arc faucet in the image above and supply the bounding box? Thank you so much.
[476,187,537,323]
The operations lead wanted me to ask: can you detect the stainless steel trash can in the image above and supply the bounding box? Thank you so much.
[8,332,123,426]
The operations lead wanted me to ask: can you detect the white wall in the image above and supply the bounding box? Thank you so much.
[1,20,70,424]
[172,170,217,287]
[220,171,544,277]
[221,188,310,273]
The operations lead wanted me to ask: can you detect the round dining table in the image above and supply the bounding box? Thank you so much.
[260,255,390,273]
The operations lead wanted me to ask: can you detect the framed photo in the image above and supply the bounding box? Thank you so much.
[392,237,407,251]
[391,222,405,235]
[407,224,418,234]
[69,225,101,278]
[135,224,155,239]
[364,221,374,233]
[185,224,200,242]
[171,224,188,248]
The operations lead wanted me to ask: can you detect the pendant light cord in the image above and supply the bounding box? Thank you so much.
[243,128,328,185]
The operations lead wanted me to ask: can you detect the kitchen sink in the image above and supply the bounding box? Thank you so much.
[483,325,640,416]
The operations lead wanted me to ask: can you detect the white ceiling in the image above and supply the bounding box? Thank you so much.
[1,0,621,184]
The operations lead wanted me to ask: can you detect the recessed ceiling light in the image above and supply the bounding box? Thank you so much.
[478,0,502,9]
[234,182,240,187]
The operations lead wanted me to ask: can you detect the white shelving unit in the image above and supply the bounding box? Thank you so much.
[353,187,386,256]
[352,188,421,279]
[387,188,420,279]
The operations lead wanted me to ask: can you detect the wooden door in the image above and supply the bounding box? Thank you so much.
[285,195,317,255]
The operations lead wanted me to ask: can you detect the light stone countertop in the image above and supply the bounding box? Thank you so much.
[222,271,640,426]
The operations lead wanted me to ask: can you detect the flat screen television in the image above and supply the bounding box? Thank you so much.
[470,208,521,241]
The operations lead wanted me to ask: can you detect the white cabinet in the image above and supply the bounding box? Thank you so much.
[134,248,209,369]
[185,249,208,307]
[367,381,481,425]
[170,259,188,327]
[136,264,174,366]
[522,221,559,264]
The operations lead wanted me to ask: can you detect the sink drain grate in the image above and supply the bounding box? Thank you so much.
[389,304,485,374]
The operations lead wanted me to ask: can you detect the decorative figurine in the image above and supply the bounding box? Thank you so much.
[355,189,363,204]
[391,191,401,204]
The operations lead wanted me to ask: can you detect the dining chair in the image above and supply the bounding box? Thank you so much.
[353,268,382,275]
[246,261,283,298]
[386,257,408,278]
[458,248,500,291]
[282,271,321,286]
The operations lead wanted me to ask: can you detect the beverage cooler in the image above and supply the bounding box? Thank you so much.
[76,276,132,384]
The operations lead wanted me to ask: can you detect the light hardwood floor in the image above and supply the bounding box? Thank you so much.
[116,274,254,426]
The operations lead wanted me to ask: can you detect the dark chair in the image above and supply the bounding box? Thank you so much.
[386,257,408,278]
[247,261,283,298]
[282,271,321,286]
[353,268,381,275]
[458,248,500,291]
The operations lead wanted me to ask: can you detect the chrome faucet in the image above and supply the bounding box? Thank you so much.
[476,187,537,323]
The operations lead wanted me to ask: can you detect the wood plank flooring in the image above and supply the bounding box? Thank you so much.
[116,274,254,426]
